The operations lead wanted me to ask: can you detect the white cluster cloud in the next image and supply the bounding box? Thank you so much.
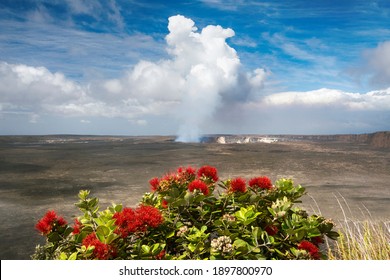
[0,62,86,118]
[263,88,390,110]
[0,62,137,121]
[363,41,390,87]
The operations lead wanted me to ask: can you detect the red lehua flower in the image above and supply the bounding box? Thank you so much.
[185,166,196,176]
[159,172,180,188]
[311,236,324,245]
[72,219,82,234]
[57,217,67,227]
[229,177,247,193]
[197,165,218,182]
[177,166,196,181]
[155,249,166,260]
[161,199,168,209]
[249,176,273,190]
[113,208,141,237]
[114,206,164,236]
[265,225,279,236]
[177,166,196,176]
[162,172,179,182]
[82,233,113,260]
[149,177,160,192]
[35,210,67,235]
[298,240,321,259]
[188,179,210,195]
[136,205,164,230]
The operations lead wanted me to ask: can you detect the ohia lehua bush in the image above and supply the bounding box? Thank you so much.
[32,165,338,260]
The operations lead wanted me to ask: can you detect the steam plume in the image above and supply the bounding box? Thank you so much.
[165,15,265,142]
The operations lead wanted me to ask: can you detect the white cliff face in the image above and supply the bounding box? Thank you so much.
[208,132,390,147]
[213,136,279,144]
[259,138,278,143]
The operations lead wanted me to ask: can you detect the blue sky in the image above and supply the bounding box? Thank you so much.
[0,0,389,139]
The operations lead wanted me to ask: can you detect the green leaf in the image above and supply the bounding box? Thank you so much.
[235,208,247,221]
[274,248,289,257]
[166,230,175,239]
[307,229,321,238]
[88,197,99,209]
[184,191,194,204]
[96,232,105,243]
[326,231,340,240]
[75,201,88,210]
[175,222,184,229]
[233,238,248,249]
[63,226,73,238]
[85,245,95,255]
[68,252,78,260]
[141,245,150,254]
[251,247,261,253]
[169,187,180,198]
[237,192,251,202]
[105,233,118,244]
[80,225,93,234]
[194,194,206,203]
[47,232,62,243]
[78,190,90,200]
[114,204,123,213]
[188,243,197,252]
[96,225,110,236]
[171,198,186,207]
[251,227,260,243]
[267,207,277,217]
[151,243,165,255]
[295,229,306,240]
[59,252,68,260]
[94,217,105,226]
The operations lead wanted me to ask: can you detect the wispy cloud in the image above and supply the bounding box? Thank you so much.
[262,32,336,64]
[199,0,245,11]
[0,18,164,79]
[258,31,351,92]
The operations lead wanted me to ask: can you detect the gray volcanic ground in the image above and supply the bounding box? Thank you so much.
[0,135,389,259]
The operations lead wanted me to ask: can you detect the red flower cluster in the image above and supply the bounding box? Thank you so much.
[298,240,321,259]
[149,177,160,192]
[161,199,168,208]
[265,225,279,236]
[113,205,164,238]
[136,205,165,230]
[197,165,218,182]
[35,210,67,235]
[177,166,196,181]
[188,179,210,195]
[249,176,273,190]
[113,208,138,237]
[311,236,324,245]
[149,166,197,192]
[72,219,82,234]
[82,233,114,260]
[155,249,166,260]
[229,177,247,193]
